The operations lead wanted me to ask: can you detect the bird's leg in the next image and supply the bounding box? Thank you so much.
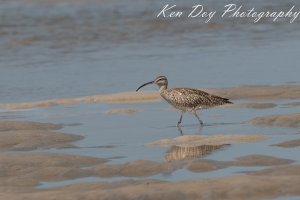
[177,111,184,127]
[177,126,183,136]
[193,111,204,126]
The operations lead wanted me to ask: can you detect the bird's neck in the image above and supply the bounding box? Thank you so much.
[159,85,167,92]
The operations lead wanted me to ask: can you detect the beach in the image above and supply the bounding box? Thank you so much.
[1,0,300,199]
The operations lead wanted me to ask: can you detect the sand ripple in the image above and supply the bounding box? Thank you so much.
[147,134,265,147]
[1,84,300,109]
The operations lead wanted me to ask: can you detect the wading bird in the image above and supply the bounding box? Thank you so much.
[136,75,233,127]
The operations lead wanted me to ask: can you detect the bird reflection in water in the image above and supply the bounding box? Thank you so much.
[164,144,229,162]
[165,124,232,161]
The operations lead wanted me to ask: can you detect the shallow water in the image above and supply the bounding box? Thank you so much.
[1,0,300,103]
[0,0,300,196]
[3,97,299,188]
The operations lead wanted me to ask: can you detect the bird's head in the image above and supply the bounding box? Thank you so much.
[136,75,168,91]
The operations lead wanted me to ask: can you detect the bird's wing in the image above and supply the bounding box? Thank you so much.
[169,88,231,107]
[174,88,210,97]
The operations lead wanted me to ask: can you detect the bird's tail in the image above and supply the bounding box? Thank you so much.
[210,94,233,106]
[224,98,233,104]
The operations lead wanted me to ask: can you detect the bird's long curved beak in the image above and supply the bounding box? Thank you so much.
[136,81,154,92]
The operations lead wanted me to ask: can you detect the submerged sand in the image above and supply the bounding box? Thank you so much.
[229,103,276,109]
[1,163,299,200]
[0,151,292,183]
[105,108,144,115]
[0,121,63,131]
[1,84,300,109]
[284,101,300,107]
[1,81,299,199]
[250,113,300,128]
[0,120,299,199]
[272,139,300,148]
[0,152,106,189]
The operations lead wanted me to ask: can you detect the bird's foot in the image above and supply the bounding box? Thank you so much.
[199,120,204,126]
[177,121,182,127]
[177,126,183,135]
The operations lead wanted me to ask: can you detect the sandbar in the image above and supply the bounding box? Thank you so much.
[1,163,299,200]
[1,84,300,109]
[0,121,82,150]
[250,113,300,128]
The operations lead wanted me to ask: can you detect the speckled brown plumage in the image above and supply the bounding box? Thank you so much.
[160,88,232,112]
[136,75,233,127]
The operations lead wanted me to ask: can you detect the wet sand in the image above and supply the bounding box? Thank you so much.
[0,121,82,150]
[0,152,106,189]
[0,121,106,191]
[0,129,297,200]
[229,103,276,109]
[147,134,265,147]
[1,119,299,199]
[1,163,299,200]
[284,102,300,107]
[1,0,300,198]
[0,83,299,200]
[272,139,300,148]
[0,91,159,109]
[207,85,300,100]
[105,108,144,115]
[250,113,300,128]
[0,84,300,110]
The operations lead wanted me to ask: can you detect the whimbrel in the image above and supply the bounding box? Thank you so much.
[136,75,233,127]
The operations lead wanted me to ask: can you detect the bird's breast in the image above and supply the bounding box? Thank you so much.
[160,90,200,112]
